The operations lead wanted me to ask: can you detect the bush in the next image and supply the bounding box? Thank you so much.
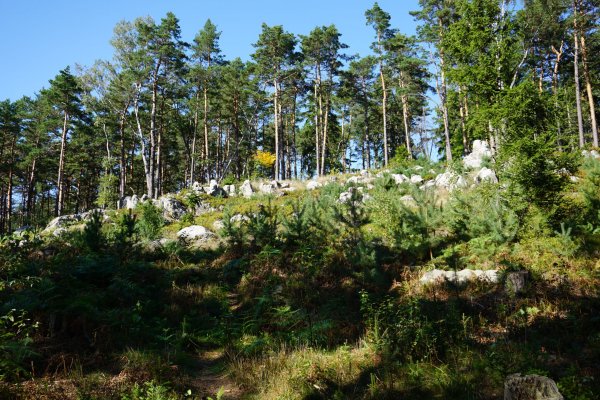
[360,292,463,362]
[82,210,104,252]
[0,309,38,380]
[136,202,164,240]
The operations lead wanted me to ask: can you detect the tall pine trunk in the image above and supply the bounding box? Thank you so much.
[56,110,69,216]
[573,27,585,147]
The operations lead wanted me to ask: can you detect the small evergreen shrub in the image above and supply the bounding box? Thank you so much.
[136,202,164,240]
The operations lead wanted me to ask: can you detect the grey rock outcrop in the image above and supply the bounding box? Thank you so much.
[177,225,215,243]
[306,180,322,190]
[240,180,254,198]
[582,149,600,159]
[43,214,82,233]
[505,271,528,295]
[391,174,409,184]
[212,219,225,231]
[230,214,250,224]
[464,140,492,169]
[223,184,236,196]
[504,374,563,400]
[120,195,139,210]
[420,269,500,285]
[191,181,204,193]
[476,167,498,183]
[410,174,423,184]
[156,196,187,220]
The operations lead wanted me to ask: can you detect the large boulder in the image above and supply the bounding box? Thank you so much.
[410,174,423,184]
[79,209,107,221]
[43,214,82,233]
[120,195,139,210]
[191,181,204,194]
[420,268,500,285]
[177,225,215,243]
[582,149,600,159]
[240,180,254,198]
[339,187,370,205]
[230,214,250,224]
[504,374,563,400]
[464,140,492,169]
[420,180,436,190]
[204,179,228,197]
[476,167,499,183]
[391,174,409,184]
[306,180,322,190]
[156,196,187,220]
[223,184,236,197]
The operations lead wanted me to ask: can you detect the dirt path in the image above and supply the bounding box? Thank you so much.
[187,349,244,399]
[188,293,245,399]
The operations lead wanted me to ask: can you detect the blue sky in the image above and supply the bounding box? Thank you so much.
[0,0,421,101]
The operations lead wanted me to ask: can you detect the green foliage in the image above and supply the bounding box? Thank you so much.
[136,202,164,240]
[0,309,38,380]
[221,207,247,251]
[446,186,519,256]
[360,292,463,362]
[247,200,279,251]
[97,169,119,210]
[372,186,443,261]
[121,380,177,400]
[82,210,104,252]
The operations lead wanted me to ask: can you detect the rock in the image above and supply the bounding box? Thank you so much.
[419,269,448,284]
[306,180,322,190]
[79,209,106,221]
[339,187,371,205]
[259,182,276,194]
[410,175,423,184]
[347,176,360,184]
[177,225,215,243]
[505,271,528,295]
[480,269,500,283]
[191,181,204,193]
[420,268,500,285]
[157,196,187,220]
[212,220,225,231]
[360,169,370,176]
[420,180,436,190]
[339,191,353,203]
[144,238,176,253]
[391,174,409,184]
[230,214,250,224]
[504,374,563,400]
[53,227,68,237]
[205,179,228,197]
[464,139,492,169]
[569,176,580,183]
[435,171,456,189]
[476,167,498,183]
[413,166,424,171]
[194,202,216,216]
[13,226,33,237]
[120,195,139,210]
[223,184,236,196]
[347,174,375,185]
[141,194,150,202]
[43,214,82,232]
[240,180,254,198]
[453,176,468,190]
[582,149,600,159]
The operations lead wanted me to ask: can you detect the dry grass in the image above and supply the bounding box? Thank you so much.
[229,343,376,399]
